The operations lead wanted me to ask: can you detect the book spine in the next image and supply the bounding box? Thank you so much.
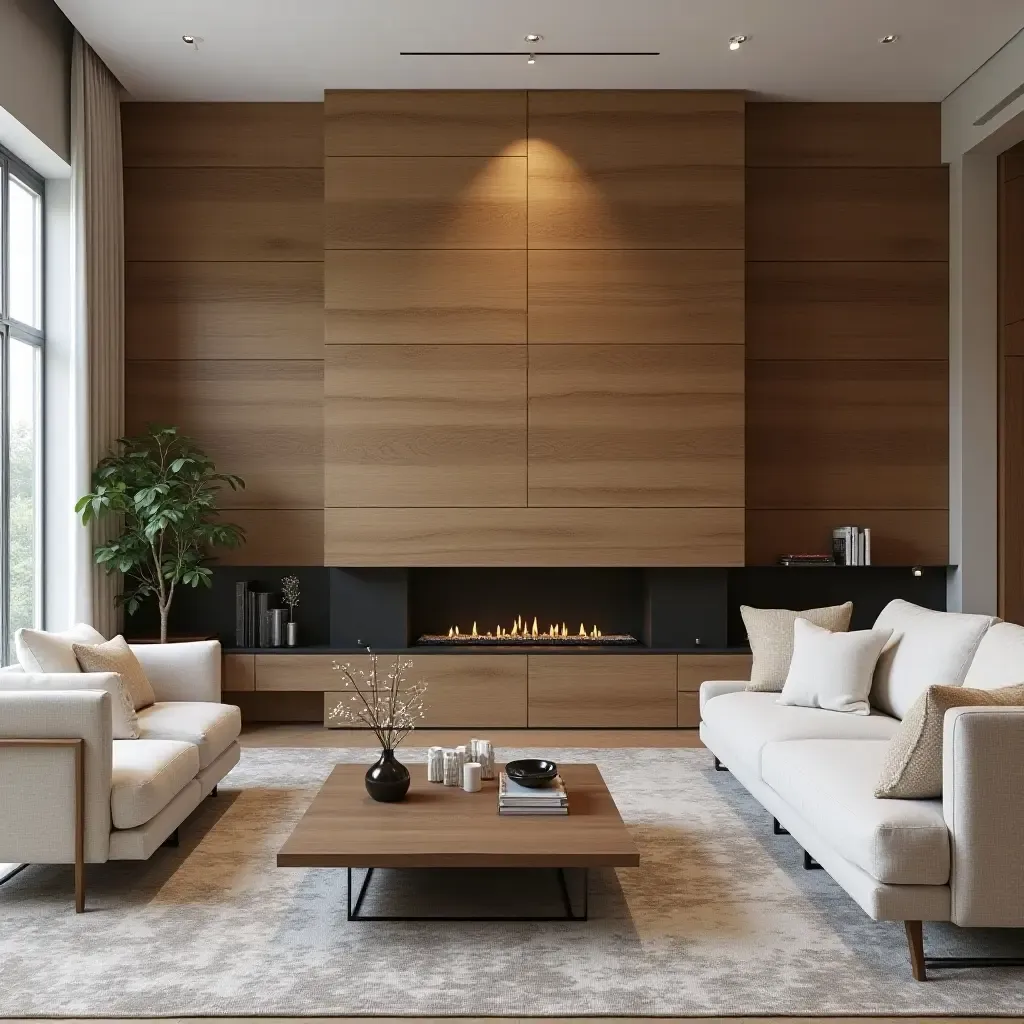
[257,593,271,647]
[235,582,249,647]
[832,528,845,565]
[864,527,872,566]
[859,528,866,567]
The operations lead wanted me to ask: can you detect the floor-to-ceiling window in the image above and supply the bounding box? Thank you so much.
[0,147,44,664]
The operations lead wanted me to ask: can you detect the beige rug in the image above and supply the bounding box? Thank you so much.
[1,746,1023,1017]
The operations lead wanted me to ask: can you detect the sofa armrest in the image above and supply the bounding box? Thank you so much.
[0,690,113,864]
[129,640,222,703]
[943,705,1024,927]
[699,680,748,714]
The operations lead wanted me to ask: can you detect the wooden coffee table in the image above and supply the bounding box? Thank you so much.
[277,762,638,921]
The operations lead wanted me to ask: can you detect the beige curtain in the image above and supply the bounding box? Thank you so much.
[71,33,124,637]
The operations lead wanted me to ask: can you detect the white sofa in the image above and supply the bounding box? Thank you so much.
[700,600,1024,981]
[0,639,240,911]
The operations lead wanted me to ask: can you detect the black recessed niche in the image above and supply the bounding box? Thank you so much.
[125,563,950,653]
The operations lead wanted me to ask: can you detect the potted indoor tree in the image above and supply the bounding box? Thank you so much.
[77,426,246,642]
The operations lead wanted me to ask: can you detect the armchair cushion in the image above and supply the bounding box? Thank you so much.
[73,635,156,710]
[14,623,105,674]
[110,739,199,829]
[129,640,221,703]
[136,701,241,769]
[0,670,139,739]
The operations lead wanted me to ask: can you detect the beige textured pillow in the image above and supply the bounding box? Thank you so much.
[875,683,1024,799]
[72,635,157,711]
[742,602,853,692]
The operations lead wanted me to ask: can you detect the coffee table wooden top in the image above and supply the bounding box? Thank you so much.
[277,762,639,869]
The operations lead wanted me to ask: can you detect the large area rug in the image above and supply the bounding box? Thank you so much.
[2,745,1024,1017]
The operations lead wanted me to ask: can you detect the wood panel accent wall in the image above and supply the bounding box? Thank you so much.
[122,103,325,565]
[745,103,949,565]
[999,141,1024,623]
[323,90,745,565]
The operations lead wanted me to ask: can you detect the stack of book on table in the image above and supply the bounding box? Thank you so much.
[498,773,568,815]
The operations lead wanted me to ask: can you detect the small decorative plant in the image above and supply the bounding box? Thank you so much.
[76,426,245,642]
[281,575,301,622]
[328,651,428,801]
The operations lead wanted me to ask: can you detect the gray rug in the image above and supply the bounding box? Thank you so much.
[2,745,1024,1017]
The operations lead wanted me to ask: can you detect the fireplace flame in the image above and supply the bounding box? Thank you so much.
[437,616,607,643]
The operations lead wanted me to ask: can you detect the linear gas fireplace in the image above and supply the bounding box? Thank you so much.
[416,615,638,646]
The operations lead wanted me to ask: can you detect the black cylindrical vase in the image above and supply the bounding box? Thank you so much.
[365,748,411,802]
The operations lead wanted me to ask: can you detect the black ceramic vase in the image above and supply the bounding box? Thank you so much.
[365,748,411,802]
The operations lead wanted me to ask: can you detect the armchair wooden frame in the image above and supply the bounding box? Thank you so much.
[0,738,85,912]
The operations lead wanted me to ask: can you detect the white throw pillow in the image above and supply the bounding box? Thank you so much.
[779,618,893,716]
[15,623,106,674]
[870,600,996,719]
[962,621,1024,691]
[0,670,140,739]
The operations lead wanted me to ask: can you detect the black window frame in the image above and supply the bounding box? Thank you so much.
[0,145,46,665]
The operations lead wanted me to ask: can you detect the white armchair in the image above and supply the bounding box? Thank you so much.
[0,639,240,912]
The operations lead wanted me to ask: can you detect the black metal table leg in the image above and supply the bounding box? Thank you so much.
[347,866,375,921]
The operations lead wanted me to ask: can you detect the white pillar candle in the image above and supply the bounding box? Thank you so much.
[443,749,460,786]
[463,761,482,793]
[427,746,444,783]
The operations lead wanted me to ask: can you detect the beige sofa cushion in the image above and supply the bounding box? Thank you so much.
[742,602,853,692]
[136,702,241,769]
[73,635,157,711]
[962,621,1024,690]
[870,600,996,719]
[700,689,900,778]
[111,739,200,829]
[761,739,950,886]
[15,623,105,674]
[876,683,1024,799]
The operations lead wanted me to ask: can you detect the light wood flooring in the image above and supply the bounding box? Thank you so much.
[2,1017,1008,1023]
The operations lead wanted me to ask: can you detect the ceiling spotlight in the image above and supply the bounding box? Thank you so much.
[182,34,195,44]
[879,33,899,44]
[527,53,537,65]
[728,35,747,51]
[524,33,543,43]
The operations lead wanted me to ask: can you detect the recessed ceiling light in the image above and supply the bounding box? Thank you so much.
[728,35,748,51]
[524,33,543,43]
[527,53,537,65]
[182,34,196,44]
[879,33,899,44]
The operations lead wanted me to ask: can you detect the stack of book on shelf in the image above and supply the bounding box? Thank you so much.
[235,581,274,647]
[778,553,836,567]
[498,773,568,816]
[832,526,872,566]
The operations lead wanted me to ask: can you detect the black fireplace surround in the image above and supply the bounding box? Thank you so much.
[125,565,949,654]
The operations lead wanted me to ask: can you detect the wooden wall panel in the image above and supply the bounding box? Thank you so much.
[324,345,527,508]
[676,654,753,691]
[746,359,948,510]
[325,91,527,157]
[528,345,744,507]
[747,168,948,262]
[1002,174,1024,327]
[746,103,941,168]
[746,103,948,566]
[213,510,324,565]
[324,250,526,345]
[324,156,527,249]
[528,92,743,250]
[745,509,949,566]
[222,654,255,692]
[746,262,948,360]
[125,167,323,262]
[324,507,744,567]
[528,249,743,346]
[125,359,324,510]
[122,102,324,167]
[528,654,677,728]
[126,261,323,360]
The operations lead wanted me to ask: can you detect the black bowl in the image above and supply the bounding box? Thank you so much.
[505,758,558,788]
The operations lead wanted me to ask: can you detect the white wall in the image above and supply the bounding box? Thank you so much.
[944,34,1024,612]
[0,0,72,168]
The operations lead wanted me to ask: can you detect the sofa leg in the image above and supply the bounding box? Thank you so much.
[210,785,218,797]
[773,817,789,836]
[162,828,180,849]
[802,850,822,871]
[713,756,728,772]
[905,921,927,981]
[75,862,85,914]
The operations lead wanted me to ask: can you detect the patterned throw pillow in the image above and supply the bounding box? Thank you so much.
[742,602,854,692]
[875,683,1024,799]
[72,635,157,711]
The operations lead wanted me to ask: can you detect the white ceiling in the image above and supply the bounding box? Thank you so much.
[55,0,1024,103]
